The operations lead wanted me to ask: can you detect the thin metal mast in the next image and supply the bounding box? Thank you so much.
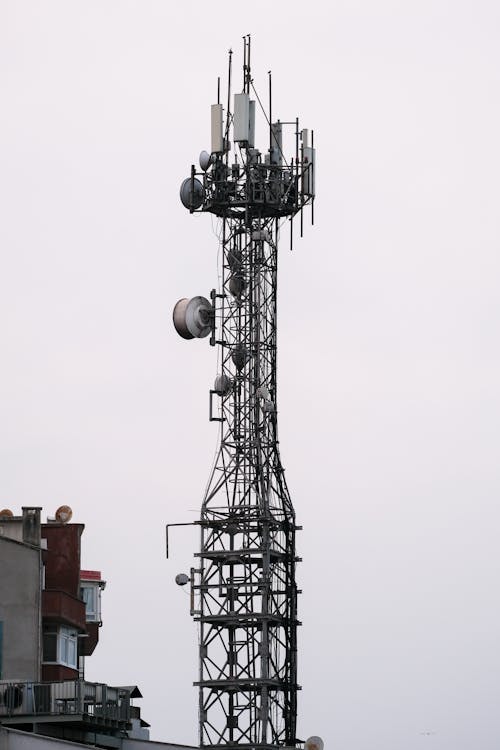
[172,39,316,750]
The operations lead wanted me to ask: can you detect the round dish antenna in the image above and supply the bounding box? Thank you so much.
[199,151,212,171]
[229,274,246,298]
[179,177,204,210]
[0,508,14,518]
[173,296,213,339]
[231,344,249,371]
[55,505,73,524]
[305,737,324,750]
[214,374,232,396]
[175,573,190,586]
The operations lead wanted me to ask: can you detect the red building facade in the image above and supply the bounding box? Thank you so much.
[41,520,105,681]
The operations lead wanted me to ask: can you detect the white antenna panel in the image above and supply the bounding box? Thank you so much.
[303,146,316,197]
[211,104,223,154]
[270,121,283,165]
[234,93,250,143]
[248,100,255,148]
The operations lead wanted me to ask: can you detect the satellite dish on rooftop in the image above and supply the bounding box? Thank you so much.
[55,505,73,524]
[0,508,14,518]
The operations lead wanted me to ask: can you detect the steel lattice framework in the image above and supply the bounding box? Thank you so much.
[171,38,315,750]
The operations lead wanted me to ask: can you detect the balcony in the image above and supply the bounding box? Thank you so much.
[0,679,131,731]
[42,590,86,631]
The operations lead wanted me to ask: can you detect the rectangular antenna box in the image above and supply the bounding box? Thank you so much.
[270,122,283,165]
[211,104,223,154]
[303,146,316,196]
[234,94,256,147]
[234,93,249,142]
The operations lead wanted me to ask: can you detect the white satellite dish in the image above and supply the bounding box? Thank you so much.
[199,150,212,171]
[214,374,233,396]
[305,737,324,750]
[173,297,213,339]
[55,505,73,524]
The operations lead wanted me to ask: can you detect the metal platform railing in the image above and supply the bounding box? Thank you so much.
[0,680,131,723]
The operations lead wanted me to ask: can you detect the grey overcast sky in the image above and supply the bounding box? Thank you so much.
[1,1,500,748]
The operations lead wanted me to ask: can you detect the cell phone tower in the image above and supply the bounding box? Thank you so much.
[169,37,318,750]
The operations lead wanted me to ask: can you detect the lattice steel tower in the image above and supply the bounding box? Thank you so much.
[169,37,315,750]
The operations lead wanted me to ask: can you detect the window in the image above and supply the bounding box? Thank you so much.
[80,584,100,622]
[59,627,77,668]
[43,625,58,663]
[43,625,78,669]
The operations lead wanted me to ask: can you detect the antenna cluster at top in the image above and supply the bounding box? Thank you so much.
[179,35,315,231]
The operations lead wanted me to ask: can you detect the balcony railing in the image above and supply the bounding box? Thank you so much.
[0,680,131,725]
[42,590,87,630]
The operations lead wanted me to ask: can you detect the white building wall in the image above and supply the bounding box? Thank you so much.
[0,539,42,681]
